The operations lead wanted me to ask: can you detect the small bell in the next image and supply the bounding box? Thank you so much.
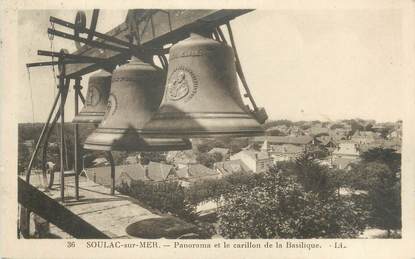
[83,57,191,151]
[72,70,112,124]
[143,33,265,138]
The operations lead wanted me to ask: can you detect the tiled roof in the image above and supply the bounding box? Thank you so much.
[208,147,230,156]
[146,162,174,182]
[271,144,304,154]
[214,159,252,175]
[233,149,271,160]
[85,164,147,186]
[166,150,197,165]
[176,164,219,181]
[253,136,313,145]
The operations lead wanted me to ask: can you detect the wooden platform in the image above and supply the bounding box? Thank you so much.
[24,172,160,238]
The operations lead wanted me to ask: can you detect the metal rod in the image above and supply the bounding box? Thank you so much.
[26,60,102,68]
[79,91,86,105]
[25,91,61,183]
[226,22,259,111]
[216,27,228,44]
[37,50,108,63]
[41,77,70,190]
[21,76,62,238]
[50,16,133,49]
[106,152,115,195]
[48,28,130,54]
[74,78,81,200]
[59,68,66,202]
[87,10,100,41]
[49,18,169,55]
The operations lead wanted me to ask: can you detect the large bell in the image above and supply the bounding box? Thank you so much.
[142,33,265,138]
[72,70,112,124]
[83,57,191,151]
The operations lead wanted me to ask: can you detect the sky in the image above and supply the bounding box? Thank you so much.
[17,9,403,123]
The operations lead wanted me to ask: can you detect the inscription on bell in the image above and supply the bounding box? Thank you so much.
[167,68,198,102]
[104,94,117,122]
[86,86,101,106]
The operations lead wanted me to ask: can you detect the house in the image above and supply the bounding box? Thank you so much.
[329,128,349,141]
[270,144,304,162]
[331,157,357,171]
[166,150,197,168]
[266,125,289,135]
[213,159,252,176]
[230,150,273,173]
[208,147,230,161]
[176,163,221,186]
[332,142,360,159]
[387,129,402,140]
[252,135,317,163]
[117,167,149,187]
[85,163,147,187]
[91,157,109,167]
[307,126,329,136]
[86,161,177,187]
[317,136,338,152]
[146,161,175,182]
[252,135,315,146]
[125,155,139,164]
[351,130,381,145]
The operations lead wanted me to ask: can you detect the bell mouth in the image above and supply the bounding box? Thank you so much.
[142,111,265,138]
[72,112,105,124]
[83,128,192,151]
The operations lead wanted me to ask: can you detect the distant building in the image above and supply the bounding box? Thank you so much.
[252,135,315,146]
[306,126,329,136]
[91,157,109,167]
[85,162,175,187]
[332,142,360,159]
[125,155,139,164]
[271,144,304,162]
[252,135,316,163]
[351,130,382,145]
[213,159,252,176]
[331,157,356,171]
[146,162,175,182]
[176,164,221,187]
[166,150,197,168]
[208,147,230,161]
[230,150,273,173]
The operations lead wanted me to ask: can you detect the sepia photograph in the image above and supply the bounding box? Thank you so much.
[1,1,414,258]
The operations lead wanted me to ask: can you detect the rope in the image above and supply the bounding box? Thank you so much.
[26,67,35,123]
[49,22,57,96]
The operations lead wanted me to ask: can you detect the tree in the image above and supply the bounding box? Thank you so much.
[18,143,31,174]
[140,152,166,163]
[196,152,222,168]
[267,129,286,136]
[360,147,401,173]
[217,168,367,238]
[330,123,344,130]
[292,152,334,196]
[348,161,401,237]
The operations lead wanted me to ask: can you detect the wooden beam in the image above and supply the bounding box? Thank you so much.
[18,177,110,239]
[64,9,253,77]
